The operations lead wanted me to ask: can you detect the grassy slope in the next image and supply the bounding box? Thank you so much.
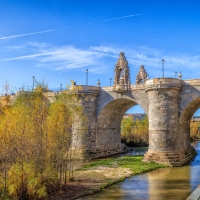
[76,155,168,189]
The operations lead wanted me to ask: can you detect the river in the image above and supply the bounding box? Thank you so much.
[79,141,200,200]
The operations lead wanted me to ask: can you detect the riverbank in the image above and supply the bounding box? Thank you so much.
[48,155,167,200]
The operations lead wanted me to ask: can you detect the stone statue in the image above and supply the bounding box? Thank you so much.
[136,65,148,84]
[178,71,182,80]
[120,69,124,78]
[113,52,131,91]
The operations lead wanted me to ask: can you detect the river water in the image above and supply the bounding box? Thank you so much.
[79,141,200,200]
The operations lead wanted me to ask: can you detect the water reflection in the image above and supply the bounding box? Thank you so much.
[79,141,200,200]
[147,167,191,200]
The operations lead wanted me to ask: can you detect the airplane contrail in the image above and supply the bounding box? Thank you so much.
[100,13,145,22]
[0,29,61,40]
[0,13,145,41]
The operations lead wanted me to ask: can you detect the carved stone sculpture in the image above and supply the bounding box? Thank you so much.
[178,71,182,80]
[136,65,148,84]
[113,52,131,91]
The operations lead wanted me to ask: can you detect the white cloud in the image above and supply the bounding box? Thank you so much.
[1,43,200,77]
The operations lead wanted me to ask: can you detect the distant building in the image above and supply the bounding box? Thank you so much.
[124,113,146,121]
[191,116,200,122]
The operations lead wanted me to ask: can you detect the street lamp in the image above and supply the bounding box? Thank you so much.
[86,69,88,85]
[32,76,35,90]
[161,59,164,78]
[97,79,100,87]
[175,71,177,78]
[110,78,112,86]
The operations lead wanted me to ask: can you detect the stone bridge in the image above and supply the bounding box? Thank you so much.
[2,53,199,166]
[75,53,200,166]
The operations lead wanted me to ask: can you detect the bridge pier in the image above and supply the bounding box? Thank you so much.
[74,85,99,152]
[143,78,196,166]
[74,85,131,159]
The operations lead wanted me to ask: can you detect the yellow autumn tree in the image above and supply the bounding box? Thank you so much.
[190,120,200,139]
[47,101,72,185]
[47,85,87,185]
[0,81,88,199]
[121,116,149,146]
[0,87,49,199]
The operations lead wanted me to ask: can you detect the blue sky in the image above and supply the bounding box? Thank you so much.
[1,0,200,114]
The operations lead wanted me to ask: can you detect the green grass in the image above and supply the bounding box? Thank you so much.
[74,155,168,195]
[116,156,167,174]
[76,158,115,170]
[77,155,167,173]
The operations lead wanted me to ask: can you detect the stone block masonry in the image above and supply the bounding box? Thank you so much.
[73,77,199,166]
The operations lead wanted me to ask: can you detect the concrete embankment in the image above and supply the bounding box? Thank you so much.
[187,185,200,200]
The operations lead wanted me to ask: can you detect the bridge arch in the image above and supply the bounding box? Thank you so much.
[179,96,200,150]
[96,97,148,150]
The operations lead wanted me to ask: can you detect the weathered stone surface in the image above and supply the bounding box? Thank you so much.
[113,52,131,91]
[136,65,148,84]
[73,77,200,166]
